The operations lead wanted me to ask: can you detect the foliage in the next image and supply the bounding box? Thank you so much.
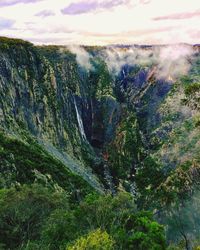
[1,36,199,250]
[89,58,113,98]
[73,193,166,250]
[0,131,92,200]
[38,209,79,249]
[66,229,115,250]
[0,190,165,250]
[0,184,68,249]
[107,110,143,180]
[135,156,165,209]
[161,190,200,250]
[156,160,200,206]
[0,36,33,51]
[126,212,166,250]
[182,82,200,110]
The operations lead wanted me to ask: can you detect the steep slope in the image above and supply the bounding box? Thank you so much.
[0,131,93,201]
[0,38,106,193]
[0,38,141,193]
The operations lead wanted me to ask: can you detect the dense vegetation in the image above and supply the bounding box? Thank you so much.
[0,130,166,249]
[0,37,33,50]
[0,131,92,201]
[0,185,166,249]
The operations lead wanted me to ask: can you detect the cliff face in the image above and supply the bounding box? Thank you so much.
[0,43,80,150]
[0,40,123,192]
[0,40,102,192]
[0,38,200,201]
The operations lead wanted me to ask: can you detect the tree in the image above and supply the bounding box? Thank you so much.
[126,212,166,250]
[74,193,166,250]
[40,209,78,250]
[66,229,115,250]
[0,184,68,249]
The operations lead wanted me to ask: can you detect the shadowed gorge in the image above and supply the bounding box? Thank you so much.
[0,37,200,250]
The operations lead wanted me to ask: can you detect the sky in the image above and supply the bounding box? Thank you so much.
[0,0,199,45]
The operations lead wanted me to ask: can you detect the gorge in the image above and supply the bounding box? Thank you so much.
[0,37,200,249]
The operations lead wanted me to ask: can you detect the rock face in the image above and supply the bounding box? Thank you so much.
[0,37,200,195]
[0,39,122,191]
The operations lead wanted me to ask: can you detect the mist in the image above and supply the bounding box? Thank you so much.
[102,44,195,81]
[154,45,194,80]
[161,190,200,248]
[67,44,195,81]
[101,47,155,75]
[67,45,93,71]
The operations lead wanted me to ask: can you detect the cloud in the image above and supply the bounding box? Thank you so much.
[154,44,194,80]
[101,44,195,81]
[140,0,151,3]
[35,10,55,18]
[81,26,173,38]
[153,10,200,21]
[0,0,43,7]
[188,30,200,40]
[0,17,15,30]
[67,46,93,71]
[0,0,198,45]
[64,44,194,80]
[102,47,155,75]
[61,0,130,15]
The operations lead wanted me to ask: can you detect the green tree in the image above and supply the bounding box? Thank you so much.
[126,212,166,250]
[66,229,115,250]
[89,58,113,98]
[0,184,68,249]
[135,156,165,209]
[40,209,78,250]
[75,193,166,250]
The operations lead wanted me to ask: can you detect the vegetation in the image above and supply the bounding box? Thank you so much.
[107,109,143,181]
[0,131,93,201]
[182,82,200,110]
[66,229,115,250]
[0,187,166,249]
[0,36,33,50]
[0,184,68,249]
[89,58,113,98]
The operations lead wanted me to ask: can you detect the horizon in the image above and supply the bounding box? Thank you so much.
[0,0,199,45]
[1,36,200,48]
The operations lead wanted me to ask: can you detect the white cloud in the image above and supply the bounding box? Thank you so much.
[155,45,194,80]
[67,45,93,71]
[102,44,195,80]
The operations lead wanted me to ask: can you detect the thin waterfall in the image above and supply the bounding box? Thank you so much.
[74,97,87,140]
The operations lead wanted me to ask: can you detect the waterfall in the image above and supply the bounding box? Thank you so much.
[74,97,87,140]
